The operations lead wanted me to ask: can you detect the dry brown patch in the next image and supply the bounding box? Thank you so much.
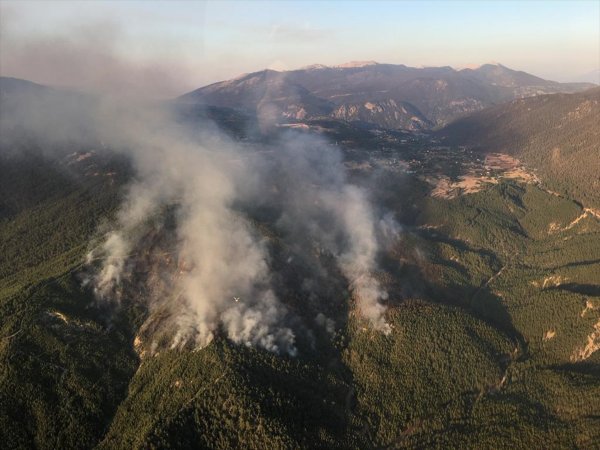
[455,175,498,194]
[431,175,498,199]
[485,153,520,170]
[48,311,69,324]
[431,153,537,199]
[543,329,556,341]
[571,319,600,362]
[531,275,568,289]
[430,177,454,199]
[581,300,597,318]
[541,275,567,289]
[503,167,538,183]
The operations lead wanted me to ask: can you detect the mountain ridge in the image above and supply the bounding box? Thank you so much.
[179,63,595,130]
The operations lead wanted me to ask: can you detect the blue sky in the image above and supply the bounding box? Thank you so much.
[1,0,598,96]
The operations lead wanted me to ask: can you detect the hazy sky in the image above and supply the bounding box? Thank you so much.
[1,0,598,97]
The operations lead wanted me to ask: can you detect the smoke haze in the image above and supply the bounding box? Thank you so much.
[84,107,394,355]
[1,23,397,355]
[0,6,196,98]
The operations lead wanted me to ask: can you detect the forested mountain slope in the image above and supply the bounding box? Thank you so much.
[439,87,600,209]
[1,77,599,449]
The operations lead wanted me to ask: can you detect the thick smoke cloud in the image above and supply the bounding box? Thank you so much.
[78,100,394,355]
[2,47,395,357]
[81,109,299,355]
[241,135,393,335]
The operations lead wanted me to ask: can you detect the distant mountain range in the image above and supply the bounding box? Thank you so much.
[179,62,595,130]
[572,68,600,84]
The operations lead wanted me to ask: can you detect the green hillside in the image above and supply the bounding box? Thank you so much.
[0,151,140,448]
[438,87,600,209]
[1,144,599,448]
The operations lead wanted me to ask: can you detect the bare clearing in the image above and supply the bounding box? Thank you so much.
[530,275,567,289]
[543,329,556,341]
[484,153,519,170]
[430,153,537,199]
[571,319,600,362]
[581,300,597,318]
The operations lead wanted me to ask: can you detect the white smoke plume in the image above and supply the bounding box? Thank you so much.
[4,82,394,355]
[243,134,393,335]
[325,185,392,334]
[1,8,397,356]
[81,109,298,356]
[88,113,393,353]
